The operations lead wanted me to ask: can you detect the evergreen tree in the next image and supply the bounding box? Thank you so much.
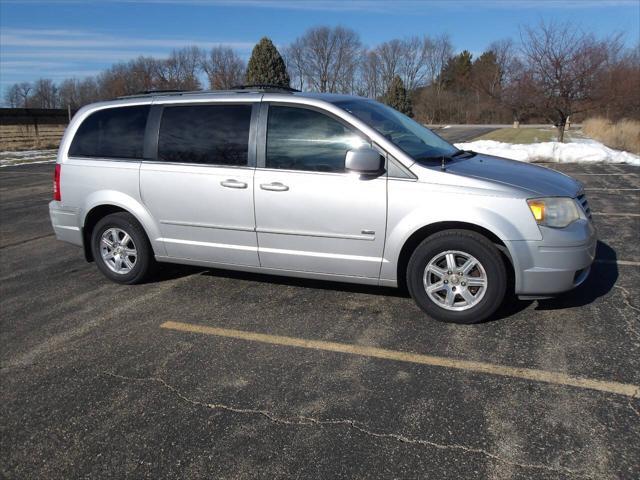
[245,37,290,87]
[441,50,473,92]
[383,75,412,116]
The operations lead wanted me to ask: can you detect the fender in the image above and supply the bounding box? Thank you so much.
[380,196,540,282]
[82,190,167,257]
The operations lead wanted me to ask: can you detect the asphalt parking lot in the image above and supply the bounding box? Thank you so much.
[1,152,639,478]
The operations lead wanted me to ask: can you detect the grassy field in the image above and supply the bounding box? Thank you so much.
[475,127,561,143]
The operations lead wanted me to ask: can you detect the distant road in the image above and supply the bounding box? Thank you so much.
[432,125,499,143]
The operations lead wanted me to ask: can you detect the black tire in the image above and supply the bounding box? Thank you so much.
[90,212,155,284]
[406,229,507,324]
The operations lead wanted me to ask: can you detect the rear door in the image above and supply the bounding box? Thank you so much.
[253,104,387,279]
[140,102,260,266]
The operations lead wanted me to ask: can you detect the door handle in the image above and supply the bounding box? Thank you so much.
[260,182,289,192]
[220,179,248,189]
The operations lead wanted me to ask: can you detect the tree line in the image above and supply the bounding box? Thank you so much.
[5,21,639,140]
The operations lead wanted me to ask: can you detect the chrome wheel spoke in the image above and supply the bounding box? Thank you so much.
[121,233,131,246]
[466,277,486,287]
[444,288,456,306]
[124,248,137,256]
[426,281,446,293]
[427,265,447,279]
[460,288,475,304]
[445,253,457,271]
[123,257,135,270]
[461,258,476,275]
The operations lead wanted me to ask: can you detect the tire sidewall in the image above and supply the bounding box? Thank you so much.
[407,231,506,324]
[91,213,151,284]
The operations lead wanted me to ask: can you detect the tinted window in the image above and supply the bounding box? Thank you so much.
[158,105,252,166]
[266,106,367,172]
[69,106,149,159]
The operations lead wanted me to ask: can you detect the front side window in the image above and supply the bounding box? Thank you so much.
[266,106,367,173]
[69,105,149,159]
[158,104,252,166]
[332,99,457,164]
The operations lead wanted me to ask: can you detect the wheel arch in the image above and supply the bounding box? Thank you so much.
[395,221,514,291]
[81,194,162,262]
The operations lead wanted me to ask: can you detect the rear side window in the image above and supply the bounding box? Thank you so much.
[158,104,252,166]
[266,106,366,173]
[69,106,149,159]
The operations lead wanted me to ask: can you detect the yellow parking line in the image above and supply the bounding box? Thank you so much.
[160,321,639,398]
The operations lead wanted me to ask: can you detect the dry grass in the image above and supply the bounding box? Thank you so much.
[583,117,640,155]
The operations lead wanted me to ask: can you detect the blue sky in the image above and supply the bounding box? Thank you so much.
[1,0,639,98]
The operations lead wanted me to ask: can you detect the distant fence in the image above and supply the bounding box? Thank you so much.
[0,108,76,151]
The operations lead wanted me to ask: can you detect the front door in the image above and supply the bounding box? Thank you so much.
[140,103,259,266]
[254,104,387,279]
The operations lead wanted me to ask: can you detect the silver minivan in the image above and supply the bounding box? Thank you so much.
[49,87,597,323]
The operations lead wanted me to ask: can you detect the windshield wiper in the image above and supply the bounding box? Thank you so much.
[452,149,476,158]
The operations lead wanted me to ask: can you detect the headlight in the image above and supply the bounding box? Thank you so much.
[527,197,580,228]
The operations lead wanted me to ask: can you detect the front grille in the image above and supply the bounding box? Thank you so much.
[577,192,592,220]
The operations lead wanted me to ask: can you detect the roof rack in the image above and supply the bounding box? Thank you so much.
[117,85,300,100]
[231,84,300,93]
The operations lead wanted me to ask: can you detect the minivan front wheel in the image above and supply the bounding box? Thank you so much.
[407,230,507,324]
[91,212,154,284]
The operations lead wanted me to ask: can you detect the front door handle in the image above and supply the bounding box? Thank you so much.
[221,179,248,189]
[260,182,289,192]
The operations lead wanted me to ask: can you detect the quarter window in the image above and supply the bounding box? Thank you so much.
[69,105,149,159]
[266,106,367,172]
[158,105,252,166]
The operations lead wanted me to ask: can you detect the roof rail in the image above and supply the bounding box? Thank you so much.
[116,85,300,100]
[231,84,300,93]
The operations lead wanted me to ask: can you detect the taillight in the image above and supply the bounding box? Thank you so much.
[53,164,61,201]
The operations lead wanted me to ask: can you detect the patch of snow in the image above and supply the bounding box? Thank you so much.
[0,150,57,167]
[454,139,639,166]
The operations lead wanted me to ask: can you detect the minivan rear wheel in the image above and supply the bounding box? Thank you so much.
[407,230,507,324]
[91,212,154,284]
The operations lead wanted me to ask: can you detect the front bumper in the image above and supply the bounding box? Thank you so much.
[49,200,83,246]
[506,219,597,296]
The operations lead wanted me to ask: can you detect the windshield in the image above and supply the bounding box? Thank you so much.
[333,99,458,163]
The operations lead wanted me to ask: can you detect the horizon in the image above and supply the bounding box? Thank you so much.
[1,0,639,100]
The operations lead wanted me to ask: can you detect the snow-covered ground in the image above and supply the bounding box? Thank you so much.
[0,150,57,167]
[455,138,640,166]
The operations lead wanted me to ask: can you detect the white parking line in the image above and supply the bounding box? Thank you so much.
[585,188,640,192]
[595,259,640,266]
[591,212,640,217]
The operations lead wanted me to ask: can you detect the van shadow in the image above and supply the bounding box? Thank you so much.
[154,262,408,298]
[534,240,618,311]
[151,240,618,318]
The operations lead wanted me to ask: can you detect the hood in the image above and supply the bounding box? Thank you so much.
[441,153,582,197]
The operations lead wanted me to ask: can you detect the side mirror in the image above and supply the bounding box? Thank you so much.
[345,147,385,175]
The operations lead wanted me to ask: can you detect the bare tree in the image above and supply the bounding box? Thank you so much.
[375,39,404,92]
[16,82,33,108]
[521,21,622,141]
[4,84,21,107]
[358,49,383,98]
[155,47,203,90]
[289,26,361,93]
[202,46,245,89]
[284,41,306,91]
[31,79,58,108]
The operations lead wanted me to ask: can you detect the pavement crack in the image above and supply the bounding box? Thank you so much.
[103,371,596,479]
[0,233,55,250]
[613,285,640,344]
